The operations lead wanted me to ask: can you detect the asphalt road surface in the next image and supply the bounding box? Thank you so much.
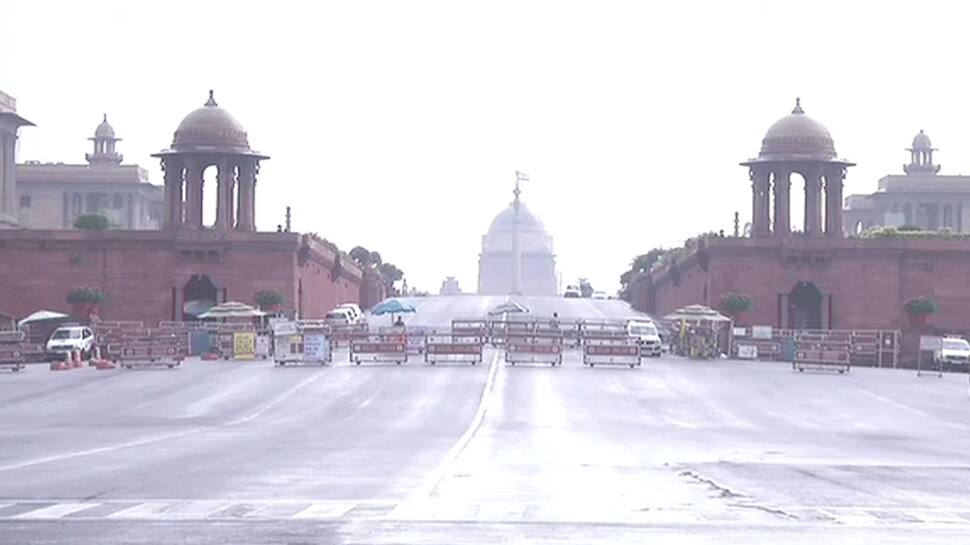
[3,296,970,544]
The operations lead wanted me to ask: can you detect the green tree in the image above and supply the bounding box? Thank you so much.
[74,214,110,230]
[578,278,594,298]
[349,246,372,267]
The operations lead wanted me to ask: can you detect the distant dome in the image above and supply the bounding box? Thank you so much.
[912,129,932,150]
[488,203,547,234]
[758,98,837,161]
[95,114,115,138]
[171,90,251,153]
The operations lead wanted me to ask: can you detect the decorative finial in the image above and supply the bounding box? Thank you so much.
[791,97,804,114]
[205,90,218,107]
[102,113,107,123]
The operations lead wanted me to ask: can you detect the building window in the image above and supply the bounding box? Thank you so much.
[19,195,31,208]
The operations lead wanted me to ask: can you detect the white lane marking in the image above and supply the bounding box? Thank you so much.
[11,502,98,519]
[0,371,327,472]
[858,389,932,418]
[290,502,356,519]
[411,351,501,499]
[106,502,179,519]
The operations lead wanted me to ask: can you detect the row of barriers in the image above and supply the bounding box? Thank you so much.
[732,327,899,369]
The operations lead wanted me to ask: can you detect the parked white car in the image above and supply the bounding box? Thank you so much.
[46,326,95,358]
[564,285,581,298]
[324,309,353,326]
[337,303,363,323]
[935,337,970,368]
[627,319,662,357]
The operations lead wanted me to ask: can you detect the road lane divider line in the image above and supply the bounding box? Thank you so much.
[410,350,501,500]
[0,371,329,473]
[11,502,99,519]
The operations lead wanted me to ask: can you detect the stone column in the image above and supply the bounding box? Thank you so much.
[804,164,823,236]
[236,159,256,231]
[183,158,205,230]
[824,165,844,237]
[0,132,15,222]
[751,167,771,237]
[215,157,232,231]
[162,157,184,229]
[773,168,791,236]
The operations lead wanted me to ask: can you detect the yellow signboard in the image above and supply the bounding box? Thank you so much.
[233,332,256,360]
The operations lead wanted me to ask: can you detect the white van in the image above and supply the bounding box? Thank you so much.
[46,326,95,358]
[627,320,662,357]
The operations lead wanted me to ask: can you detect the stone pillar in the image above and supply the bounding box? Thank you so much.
[162,157,184,229]
[804,165,823,235]
[236,159,256,232]
[215,157,232,231]
[824,166,844,237]
[0,132,16,225]
[773,168,791,236]
[184,158,205,230]
[751,167,771,237]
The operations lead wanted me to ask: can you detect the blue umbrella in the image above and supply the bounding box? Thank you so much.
[371,298,417,316]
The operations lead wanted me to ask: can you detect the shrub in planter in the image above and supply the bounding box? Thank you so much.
[254,290,284,311]
[903,297,937,328]
[719,292,752,322]
[67,287,105,320]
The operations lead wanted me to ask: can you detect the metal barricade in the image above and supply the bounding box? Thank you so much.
[793,337,851,374]
[0,330,26,372]
[350,334,407,365]
[425,330,484,365]
[505,332,563,367]
[112,329,184,369]
[273,320,332,366]
[583,331,641,368]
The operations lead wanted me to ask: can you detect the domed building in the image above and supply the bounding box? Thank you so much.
[153,90,268,232]
[741,98,853,237]
[844,129,970,233]
[478,196,558,296]
[636,98,970,358]
[0,91,381,326]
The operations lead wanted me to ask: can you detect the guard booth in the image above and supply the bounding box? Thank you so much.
[350,334,407,365]
[0,330,25,372]
[793,333,851,374]
[425,328,484,365]
[505,329,564,367]
[273,320,331,367]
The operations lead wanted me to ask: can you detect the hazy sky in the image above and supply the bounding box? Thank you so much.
[5,1,970,294]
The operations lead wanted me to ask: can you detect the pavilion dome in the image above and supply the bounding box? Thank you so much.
[758,98,837,161]
[171,90,251,153]
[912,129,932,150]
[488,203,547,234]
[94,114,115,138]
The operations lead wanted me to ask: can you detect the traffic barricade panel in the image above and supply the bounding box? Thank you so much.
[505,332,563,366]
[425,330,483,365]
[350,335,407,365]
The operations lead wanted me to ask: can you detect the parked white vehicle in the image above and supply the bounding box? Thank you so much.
[627,319,662,357]
[935,337,970,368]
[337,303,363,323]
[324,308,356,326]
[564,285,581,298]
[46,326,95,358]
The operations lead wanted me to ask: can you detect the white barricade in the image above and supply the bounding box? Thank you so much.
[0,330,26,372]
[583,333,641,368]
[505,332,563,367]
[425,330,484,365]
[350,334,407,365]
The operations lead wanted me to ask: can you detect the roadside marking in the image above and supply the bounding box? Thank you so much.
[291,502,357,519]
[11,502,97,519]
[411,350,500,499]
[0,371,327,473]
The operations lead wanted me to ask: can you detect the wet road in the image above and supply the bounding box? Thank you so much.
[2,296,970,544]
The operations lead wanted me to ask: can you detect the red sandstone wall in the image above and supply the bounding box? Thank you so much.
[0,231,362,325]
[651,264,711,317]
